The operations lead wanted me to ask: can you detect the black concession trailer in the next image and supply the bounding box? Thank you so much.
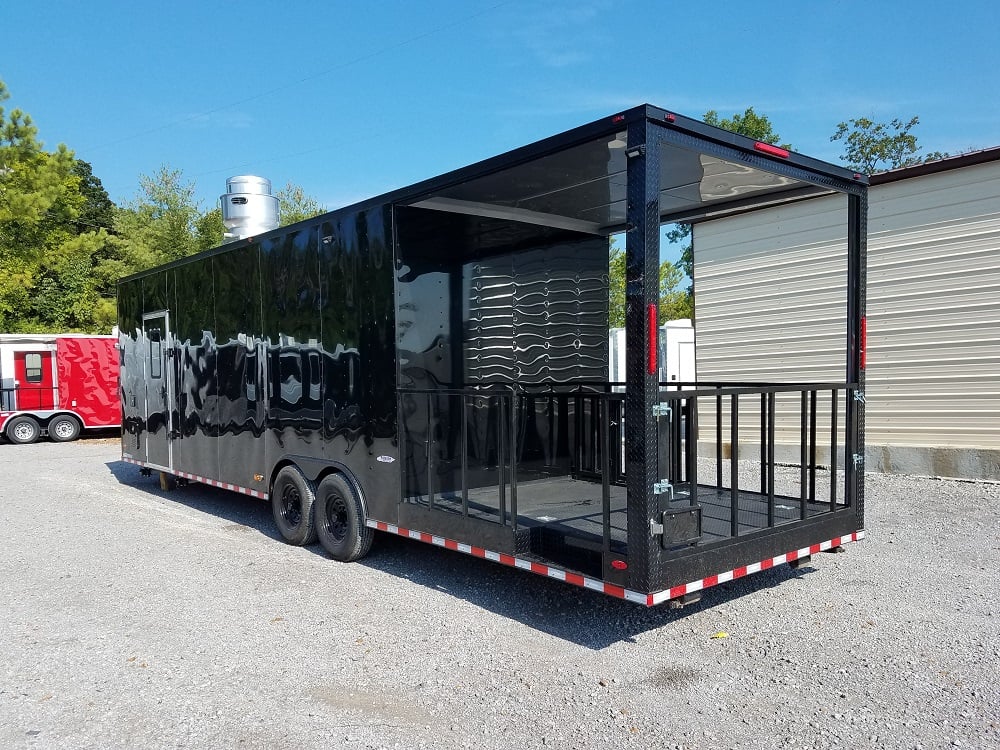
[118,105,867,606]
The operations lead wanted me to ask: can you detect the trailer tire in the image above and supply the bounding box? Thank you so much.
[271,466,318,546]
[48,415,81,442]
[6,416,41,445]
[315,473,374,562]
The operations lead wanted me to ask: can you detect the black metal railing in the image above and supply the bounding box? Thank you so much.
[398,380,856,556]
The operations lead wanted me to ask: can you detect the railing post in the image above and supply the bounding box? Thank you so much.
[767,391,775,527]
[716,391,723,489]
[800,391,808,520]
[461,394,469,517]
[686,396,698,507]
[730,393,739,538]
[601,395,612,553]
[510,390,518,530]
[830,389,839,511]
[426,392,435,509]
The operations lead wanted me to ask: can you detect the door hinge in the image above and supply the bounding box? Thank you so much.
[653,480,673,499]
[652,404,671,418]
[649,518,664,536]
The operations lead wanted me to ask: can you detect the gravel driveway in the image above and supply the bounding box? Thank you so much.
[0,439,997,749]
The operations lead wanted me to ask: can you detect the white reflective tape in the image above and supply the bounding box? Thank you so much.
[484,551,501,562]
[583,578,604,592]
[408,530,422,540]
[624,590,648,605]
[717,570,734,584]
[457,543,472,554]
[514,559,533,571]
[431,535,446,547]
[546,568,566,581]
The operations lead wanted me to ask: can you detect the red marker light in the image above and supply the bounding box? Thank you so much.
[754,142,790,158]
[648,304,658,375]
[860,316,867,370]
[664,113,676,123]
[611,559,628,570]
[612,114,626,123]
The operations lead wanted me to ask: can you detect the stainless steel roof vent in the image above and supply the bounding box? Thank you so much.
[221,175,280,242]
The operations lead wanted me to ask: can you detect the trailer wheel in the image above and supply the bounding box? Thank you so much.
[6,416,41,445]
[271,466,318,545]
[48,415,82,443]
[315,473,374,562]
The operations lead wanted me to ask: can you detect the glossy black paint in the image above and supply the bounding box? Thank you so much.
[119,206,399,516]
[118,104,867,599]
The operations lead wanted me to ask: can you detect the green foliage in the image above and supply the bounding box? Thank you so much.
[0,79,119,332]
[830,116,948,174]
[608,241,692,327]
[277,182,325,226]
[704,107,790,149]
[115,166,201,265]
[195,207,224,251]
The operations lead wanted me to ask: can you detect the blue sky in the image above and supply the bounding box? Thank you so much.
[2,0,997,233]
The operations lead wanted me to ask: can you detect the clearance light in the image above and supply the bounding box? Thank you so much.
[648,304,658,375]
[612,114,626,123]
[611,559,628,570]
[754,142,790,158]
[664,113,676,123]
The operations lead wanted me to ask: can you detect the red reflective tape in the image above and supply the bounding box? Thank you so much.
[786,550,799,561]
[648,304,658,374]
[702,574,719,588]
[444,539,459,551]
[471,547,487,559]
[809,543,822,555]
[733,566,748,579]
[530,562,548,575]
[860,316,867,370]
[499,554,516,566]
[565,572,586,587]
[760,559,774,570]
[603,584,626,599]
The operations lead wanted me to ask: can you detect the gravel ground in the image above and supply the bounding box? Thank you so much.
[0,438,997,750]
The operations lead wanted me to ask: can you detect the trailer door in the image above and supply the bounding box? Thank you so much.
[14,351,56,410]
[142,312,174,470]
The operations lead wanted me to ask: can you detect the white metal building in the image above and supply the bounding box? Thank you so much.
[693,148,1000,479]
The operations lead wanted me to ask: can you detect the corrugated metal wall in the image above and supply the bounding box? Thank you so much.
[694,159,1000,455]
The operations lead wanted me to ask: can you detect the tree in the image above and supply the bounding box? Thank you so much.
[830,116,948,174]
[703,107,789,149]
[608,242,691,327]
[277,182,325,226]
[114,166,201,267]
[194,207,224,251]
[0,79,119,332]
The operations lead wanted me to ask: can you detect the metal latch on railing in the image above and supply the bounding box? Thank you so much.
[653,481,673,499]
[854,391,866,404]
[652,404,671,418]
[650,518,664,536]
[852,453,864,468]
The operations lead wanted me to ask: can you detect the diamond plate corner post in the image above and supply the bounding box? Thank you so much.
[846,191,868,528]
[624,119,662,593]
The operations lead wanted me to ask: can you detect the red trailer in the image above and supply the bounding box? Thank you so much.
[0,334,120,444]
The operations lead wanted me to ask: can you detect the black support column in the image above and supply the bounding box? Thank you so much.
[624,118,662,592]
[845,192,867,526]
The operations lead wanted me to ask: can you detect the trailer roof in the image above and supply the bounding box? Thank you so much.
[123,104,866,280]
[381,104,865,233]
